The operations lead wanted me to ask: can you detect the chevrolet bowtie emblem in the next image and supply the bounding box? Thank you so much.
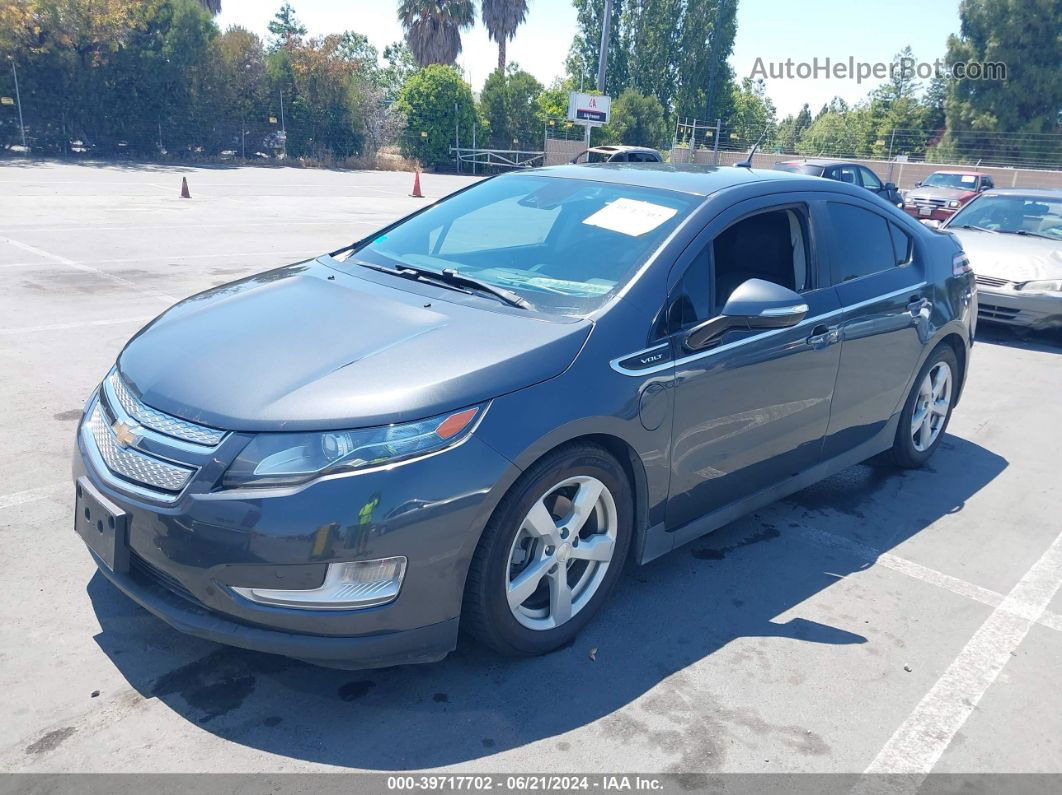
[112,420,141,448]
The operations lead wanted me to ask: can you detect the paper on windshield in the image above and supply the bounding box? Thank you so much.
[961,174,976,183]
[582,198,678,236]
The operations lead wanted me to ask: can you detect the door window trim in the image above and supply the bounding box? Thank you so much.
[611,281,926,377]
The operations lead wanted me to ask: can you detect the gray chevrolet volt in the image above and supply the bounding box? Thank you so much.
[73,164,976,668]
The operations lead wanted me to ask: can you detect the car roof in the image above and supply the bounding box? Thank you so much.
[931,169,989,176]
[588,145,659,154]
[520,162,829,196]
[779,158,856,167]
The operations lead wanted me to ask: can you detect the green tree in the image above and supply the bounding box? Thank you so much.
[796,101,873,158]
[727,77,775,150]
[267,2,307,50]
[939,0,1062,165]
[395,64,476,165]
[481,0,529,72]
[378,41,417,102]
[568,0,628,95]
[773,103,811,152]
[673,0,737,120]
[397,0,475,67]
[601,88,668,148]
[479,64,543,148]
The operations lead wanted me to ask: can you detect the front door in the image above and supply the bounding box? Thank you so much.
[664,199,843,530]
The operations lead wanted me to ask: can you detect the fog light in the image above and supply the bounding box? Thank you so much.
[231,557,407,610]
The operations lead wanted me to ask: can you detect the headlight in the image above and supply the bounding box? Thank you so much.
[1018,279,1062,294]
[948,200,961,208]
[223,404,484,488]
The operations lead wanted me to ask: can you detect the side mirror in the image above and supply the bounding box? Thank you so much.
[885,182,897,191]
[685,279,808,351]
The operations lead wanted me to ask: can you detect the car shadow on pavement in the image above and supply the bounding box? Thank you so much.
[88,434,1007,769]
[976,322,1062,354]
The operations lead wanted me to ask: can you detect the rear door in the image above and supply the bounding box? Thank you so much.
[820,198,927,458]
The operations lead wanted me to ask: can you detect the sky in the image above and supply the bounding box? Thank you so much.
[216,0,962,118]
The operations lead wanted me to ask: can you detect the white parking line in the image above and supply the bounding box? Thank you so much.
[0,483,67,511]
[0,235,176,304]
[0,316,155,335]
[862,528,1062,784]
[797,525,1062,635]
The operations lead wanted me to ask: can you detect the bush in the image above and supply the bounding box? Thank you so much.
[395,65,477,167]
[602,89,669,149]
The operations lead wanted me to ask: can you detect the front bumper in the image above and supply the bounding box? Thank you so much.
[73,402,518,667]
[976,286,1062,330]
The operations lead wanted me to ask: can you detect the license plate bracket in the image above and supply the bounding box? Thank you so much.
[74,477,129,573]
[919,206,933,216]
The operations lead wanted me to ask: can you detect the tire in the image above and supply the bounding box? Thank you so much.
[891,344,959,468]
[462,443,633,657]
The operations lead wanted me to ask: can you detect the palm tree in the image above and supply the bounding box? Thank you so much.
[481,0,528,72]
[397,0,475,67]
[199,0,222,14]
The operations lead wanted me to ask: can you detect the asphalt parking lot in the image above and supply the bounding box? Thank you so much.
[1,160,1061,777]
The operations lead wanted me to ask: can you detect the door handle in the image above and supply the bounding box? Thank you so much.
[806,324,839,348]
[907,296,930,315]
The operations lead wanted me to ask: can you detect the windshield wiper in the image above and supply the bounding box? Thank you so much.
[1006,229,1057,240]
[353,260,533,310]
[953,224,997,234]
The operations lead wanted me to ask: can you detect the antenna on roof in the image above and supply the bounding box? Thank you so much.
[735,124,771,169]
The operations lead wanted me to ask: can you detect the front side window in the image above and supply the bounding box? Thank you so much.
[666,207,810,331]
[826,202,896,282]
[829,166,859,185]
[349,175,699,316]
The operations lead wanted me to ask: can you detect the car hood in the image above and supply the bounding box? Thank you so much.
[117,259,592,431]
[951,229,1062,282]
[910,185,973,201]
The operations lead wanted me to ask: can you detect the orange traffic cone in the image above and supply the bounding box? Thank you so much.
[410,168,424,198]
[179,177,191,199]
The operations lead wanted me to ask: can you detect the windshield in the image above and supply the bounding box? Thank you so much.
[347,174,699,315]
[774,162,824,176]
[947,195,1062,239]
[922,173,980,189]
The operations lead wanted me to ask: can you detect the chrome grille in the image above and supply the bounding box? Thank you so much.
[87,405,195,493]
[107,372,225,447]
[975,274,1010,288]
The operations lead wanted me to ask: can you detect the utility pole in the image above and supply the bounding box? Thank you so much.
[596,0,613,93]
[10,58,27,149]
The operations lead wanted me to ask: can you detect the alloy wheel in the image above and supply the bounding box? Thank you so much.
[911,361,952,452]
[505,475,618,631]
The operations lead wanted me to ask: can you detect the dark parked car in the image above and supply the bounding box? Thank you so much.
[74,164,975,668]
[774,158,904,207]
[903,170,994,222]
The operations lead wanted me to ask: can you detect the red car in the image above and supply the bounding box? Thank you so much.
[902,170,994,222]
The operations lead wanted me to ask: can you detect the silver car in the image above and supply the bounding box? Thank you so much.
[943,189,1062,331]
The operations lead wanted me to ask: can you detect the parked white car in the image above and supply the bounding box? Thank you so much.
[943,189,1062,331]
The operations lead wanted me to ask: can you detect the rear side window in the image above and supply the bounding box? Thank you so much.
[826,202,896,282]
